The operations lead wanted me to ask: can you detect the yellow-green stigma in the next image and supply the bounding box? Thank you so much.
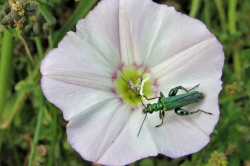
[114,65,155,107]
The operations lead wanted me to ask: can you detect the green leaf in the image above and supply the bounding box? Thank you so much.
[179,160,191,166]
[237,143,250,160]
[139,158,154,166]
[244,66,250,81]
[0,80,39,129]
[38,3,56,26]
[0,89,27,129]
[228,154,240,166]
[241,49,250,63]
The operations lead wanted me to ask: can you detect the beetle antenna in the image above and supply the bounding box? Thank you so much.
[137,95,146,108]
[137,113,147,137]
[120,76,148,137]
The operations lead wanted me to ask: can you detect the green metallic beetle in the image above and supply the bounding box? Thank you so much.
[138,85,213,136]
[121,76,212,136]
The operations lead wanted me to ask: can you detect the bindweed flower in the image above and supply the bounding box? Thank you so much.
[40,0,224,165]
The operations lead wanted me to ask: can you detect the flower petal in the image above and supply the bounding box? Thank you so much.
[145,111,210,158]
[118,0,215,68]
[152,37,224,84]
[41,0,122,91]
[67,99,134,165]
[41,77,114,120]
[41,33,114,91]
[187,84,221,135]
[41,0,126,120]
[67,101,165,165]
[42,33,113,77]
[76,0,120,69]
[97,109,160,165]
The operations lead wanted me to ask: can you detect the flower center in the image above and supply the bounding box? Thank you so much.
[114,65,155,108]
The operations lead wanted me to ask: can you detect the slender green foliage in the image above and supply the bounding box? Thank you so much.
[0,30,13,117]
[27,95,45,166]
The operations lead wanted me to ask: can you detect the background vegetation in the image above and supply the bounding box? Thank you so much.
[0,0,249,165]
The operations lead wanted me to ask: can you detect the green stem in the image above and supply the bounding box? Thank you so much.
[7,127,22,166]
[27,96,44,166]
[228,0,237,35]
[48,106,57,166]
[18,35,35,67]
[233,49,241,80]
[53,0,98,46]
[48,105,58,166]
[204,1,211,28]
[34,37,44,60]
[228,0,240,79]
[0,130,5,161]
[189,0,200,17]
[214,0,228,33]
[0,30,13,119]
[48,34,54,50]
[38,3,55,25]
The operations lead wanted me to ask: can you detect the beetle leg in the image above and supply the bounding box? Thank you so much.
[175,108,213,116]
[168,84,200,96]
[155,110,165,127]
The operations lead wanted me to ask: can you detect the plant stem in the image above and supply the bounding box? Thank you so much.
[228,0,241,79]
[189,0,200,18]
[0,30,13,119]
[0,130,5,161]
[18,35,35,67]
[228,0,237,34]
[48,34,54,50]
[204,1,211,28]
[34,37,44,60]
[7,127,22,166]
[27,95,44,166]
[48,106,58,166]
[214,0,228,33]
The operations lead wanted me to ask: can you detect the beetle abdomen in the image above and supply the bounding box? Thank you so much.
[163,92,204,111]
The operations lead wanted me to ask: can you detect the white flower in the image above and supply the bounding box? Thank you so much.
[40,0,224,165]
